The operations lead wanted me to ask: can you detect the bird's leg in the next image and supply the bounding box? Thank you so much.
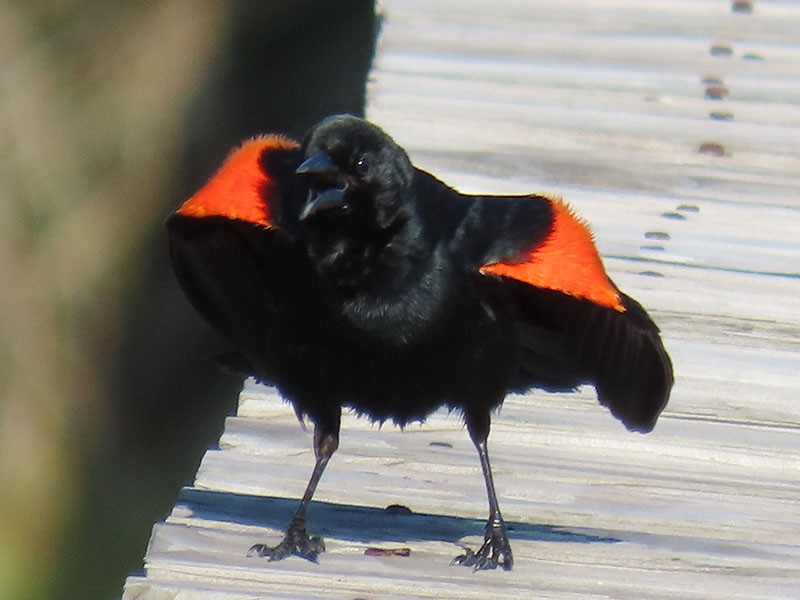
[452,410,514,571]
[248,412,340,562]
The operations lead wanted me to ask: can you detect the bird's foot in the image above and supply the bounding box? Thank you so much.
[452,523,513,571]
[247,520,325,563]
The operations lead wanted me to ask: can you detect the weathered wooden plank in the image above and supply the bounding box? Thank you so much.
[128,374,800,600]
[124,0,800,597]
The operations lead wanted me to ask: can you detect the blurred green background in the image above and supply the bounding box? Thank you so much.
[0,1,375,598]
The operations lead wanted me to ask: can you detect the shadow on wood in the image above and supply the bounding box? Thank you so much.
[178,487,621,546]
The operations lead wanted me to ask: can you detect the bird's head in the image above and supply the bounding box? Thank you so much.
[296,115,414,230]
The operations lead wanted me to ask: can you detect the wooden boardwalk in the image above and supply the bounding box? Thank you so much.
[124,1,800,598]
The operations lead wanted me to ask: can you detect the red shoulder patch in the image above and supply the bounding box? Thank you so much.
[176,135,300,227]
[480,197,624,312]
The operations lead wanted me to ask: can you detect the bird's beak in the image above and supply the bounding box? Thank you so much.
[297,151,347,220]
[299,187,346,221]
[296,151,337,176]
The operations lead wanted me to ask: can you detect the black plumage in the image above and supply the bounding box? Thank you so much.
[167,114,673,570]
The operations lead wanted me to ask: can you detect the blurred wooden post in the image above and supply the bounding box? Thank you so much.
[124,1,800,598]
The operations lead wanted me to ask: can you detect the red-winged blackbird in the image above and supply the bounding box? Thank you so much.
[167,114,673,571]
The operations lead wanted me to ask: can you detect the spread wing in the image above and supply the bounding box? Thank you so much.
[505,281,672,432]
[166,135,305,378]
[471,194,672,432]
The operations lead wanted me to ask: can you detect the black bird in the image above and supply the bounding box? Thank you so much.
[167,114,673,570]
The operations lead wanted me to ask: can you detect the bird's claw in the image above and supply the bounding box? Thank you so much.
[247,522,325,563]
[452,526,513,571]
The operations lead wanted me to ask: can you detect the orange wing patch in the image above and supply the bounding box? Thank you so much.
[176,135,300,227]
[480,197,624,312]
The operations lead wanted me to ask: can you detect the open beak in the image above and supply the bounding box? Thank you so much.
[297,151,347,220]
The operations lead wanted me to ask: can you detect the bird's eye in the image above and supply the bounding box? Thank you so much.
[354,155,369,177]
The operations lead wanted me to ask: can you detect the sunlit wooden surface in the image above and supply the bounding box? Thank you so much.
[124,1,800,598]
